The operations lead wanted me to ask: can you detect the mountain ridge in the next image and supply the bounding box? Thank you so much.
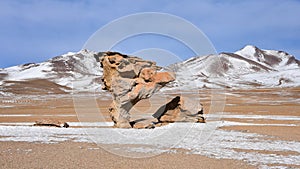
[1,45,299,95]
[167,45,300,90]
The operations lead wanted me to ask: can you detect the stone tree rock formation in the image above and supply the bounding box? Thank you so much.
[100,51,175,128]
[99,51,205,128]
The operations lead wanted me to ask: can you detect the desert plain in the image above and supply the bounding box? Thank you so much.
[0,87,299,168]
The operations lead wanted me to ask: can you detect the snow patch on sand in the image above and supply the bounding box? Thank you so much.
[0,120,299,167]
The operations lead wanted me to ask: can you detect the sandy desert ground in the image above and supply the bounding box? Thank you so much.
[0,87,299,168]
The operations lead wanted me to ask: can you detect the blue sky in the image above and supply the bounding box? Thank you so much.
[0,0,299,68]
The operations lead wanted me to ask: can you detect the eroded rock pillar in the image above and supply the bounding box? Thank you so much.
[100,52,175,128]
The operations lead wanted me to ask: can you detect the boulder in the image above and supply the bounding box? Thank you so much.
[34,119,69,128]
[130,96,205,129]
[152,96,205,124]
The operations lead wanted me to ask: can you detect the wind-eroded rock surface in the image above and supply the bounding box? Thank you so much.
[100,51,204,128]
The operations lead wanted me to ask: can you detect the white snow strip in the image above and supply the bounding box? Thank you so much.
[0,114,33,117]
[68,122,114,127]
[0,105,14,108]
[219,121,297,127]
[206,114,300,121]
[0,114,76,117]
[0,122,34,126]
[0,122,114,127]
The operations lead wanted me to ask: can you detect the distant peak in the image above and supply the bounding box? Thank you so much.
[238,45,260,52]
[243,45,258,49]
[235,45,261,56]
[79,49,92,54]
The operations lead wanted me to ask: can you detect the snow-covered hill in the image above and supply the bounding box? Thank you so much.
[168,45,300,89]
[0,45,299,95]
[235,45,300,70]
[0,49,104,95]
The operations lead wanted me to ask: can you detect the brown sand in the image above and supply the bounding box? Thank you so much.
[0,141,255,169]
[0,87,300,168]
